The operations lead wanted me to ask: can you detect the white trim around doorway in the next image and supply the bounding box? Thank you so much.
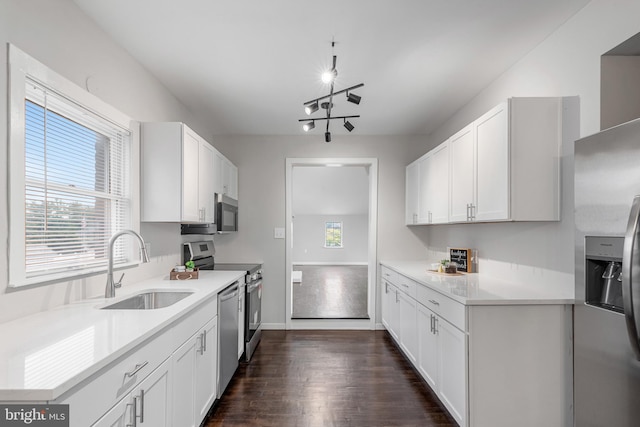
[285,157,378,330]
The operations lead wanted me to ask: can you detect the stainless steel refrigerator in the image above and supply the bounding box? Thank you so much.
[575,118,640,426]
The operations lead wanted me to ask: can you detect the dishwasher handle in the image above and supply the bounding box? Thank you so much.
[219,282,239,302]
[247,280,262,293]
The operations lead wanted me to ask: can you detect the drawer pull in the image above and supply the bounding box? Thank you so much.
[402,283,409,288]
[428,299,440,306]
[124,361,149,379]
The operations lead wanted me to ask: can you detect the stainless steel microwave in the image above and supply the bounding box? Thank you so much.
[216,193,238,232]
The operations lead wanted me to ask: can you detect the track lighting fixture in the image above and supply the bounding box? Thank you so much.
[305,102,319,115]
[344,120,354,132]
[298,40,364,142]
[347,92,361,105]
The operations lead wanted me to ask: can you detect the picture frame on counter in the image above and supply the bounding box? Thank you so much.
[449,248,474,273]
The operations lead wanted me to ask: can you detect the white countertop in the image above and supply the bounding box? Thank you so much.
[381,261,574,305]
[0,270,245,402]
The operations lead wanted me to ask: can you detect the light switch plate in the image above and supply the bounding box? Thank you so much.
[274,227,285,239]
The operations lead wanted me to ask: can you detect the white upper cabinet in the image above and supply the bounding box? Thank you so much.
[214,151,238,200]
[407,97,572,224]
[198,141,216,223]
[141,122,219,223]
[427,142,450,224]
[417,152,432,224]
[405,161,420,225]
[449,123,475,222]
[474,102,509,221]
[410,141,449,225]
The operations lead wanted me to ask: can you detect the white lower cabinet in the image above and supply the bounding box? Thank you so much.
[382,264,573,427]
[417,302,466,426]
[398,291,418,365]
[93,358,172,427]
[172,317,218,427]
[417,304,438,389]
[436,315,466,425]
[381,280,400,341]
[195,318,218,422]
[58,295,221,427]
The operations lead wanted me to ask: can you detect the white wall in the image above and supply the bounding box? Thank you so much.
[413,0,640,288]
[601,55,640,129]
[0,0,213,323]
[210,135,429,326]
[293,215,368,264]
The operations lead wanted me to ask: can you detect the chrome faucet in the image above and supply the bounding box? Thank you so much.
[105,229,150,298]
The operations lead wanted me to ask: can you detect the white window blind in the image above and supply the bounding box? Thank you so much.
[22,79,132,282]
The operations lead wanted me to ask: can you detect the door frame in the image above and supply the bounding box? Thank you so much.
[285,157,378,330]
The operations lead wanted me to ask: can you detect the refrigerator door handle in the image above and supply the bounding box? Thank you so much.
[623,195,640,360]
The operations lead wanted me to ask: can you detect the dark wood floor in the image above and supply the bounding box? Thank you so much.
[205,330,457,427]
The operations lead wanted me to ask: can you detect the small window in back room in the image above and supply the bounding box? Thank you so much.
[324,221,343,248]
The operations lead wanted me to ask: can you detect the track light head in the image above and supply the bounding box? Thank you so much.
[347,92,361,105]
[324,132,331,143]
[303,121,315,132]
[305,102,319,115]
[321,68,337,84]
[344,120,354,132]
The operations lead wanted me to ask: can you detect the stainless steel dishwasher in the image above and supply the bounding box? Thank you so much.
[218,281,239,397]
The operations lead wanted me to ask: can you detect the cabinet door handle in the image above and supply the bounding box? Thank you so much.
[428,299,440,306]
[139,389,145,423]
[132,389,145,425]
[413,213,417,224]
[203,329,207,352]
[430,314,434,333]
[198,332,205,354]
[395,290,399,303]
[126,401,135,427]
[124,361,148,379]
[470,204,476,221]
[433,317,439,335]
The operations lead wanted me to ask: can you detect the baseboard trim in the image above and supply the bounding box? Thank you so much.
[261,323,286,330]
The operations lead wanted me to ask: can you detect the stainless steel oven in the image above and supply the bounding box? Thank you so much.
[244,269,262,361]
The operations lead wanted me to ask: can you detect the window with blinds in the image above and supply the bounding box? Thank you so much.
[20,79,132,283]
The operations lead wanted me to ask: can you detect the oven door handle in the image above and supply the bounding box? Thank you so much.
[247,280,262,293]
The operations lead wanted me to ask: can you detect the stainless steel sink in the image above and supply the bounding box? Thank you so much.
[101,290,194,310]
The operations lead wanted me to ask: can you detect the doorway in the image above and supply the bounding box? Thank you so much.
[285,158,378,330]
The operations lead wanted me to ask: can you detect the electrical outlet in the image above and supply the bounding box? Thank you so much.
[274,228,285,239]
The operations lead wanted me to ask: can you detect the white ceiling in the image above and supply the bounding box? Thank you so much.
[292,166,369,215]
[72,0,590,137]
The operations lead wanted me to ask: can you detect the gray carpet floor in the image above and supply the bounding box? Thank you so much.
[292,265,369,319]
